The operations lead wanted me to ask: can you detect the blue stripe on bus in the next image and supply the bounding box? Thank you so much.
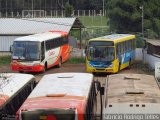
[118,51,135,64]
[89,61,112,68]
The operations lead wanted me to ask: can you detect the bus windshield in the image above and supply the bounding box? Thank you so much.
[88,46,115,62]
[12,41,40,61]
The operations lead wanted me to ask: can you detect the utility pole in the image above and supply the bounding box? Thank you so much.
[140,6,144,38]
[103,0,104,16]
[32,0,33,17]
[140,6,145,63]
[6,0,7,17]
[0,0,1,17]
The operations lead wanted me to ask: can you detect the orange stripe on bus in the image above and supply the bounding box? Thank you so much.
[26,95,86,102]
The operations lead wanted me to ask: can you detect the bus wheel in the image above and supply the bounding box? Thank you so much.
[57,57,62,68]
[43,62,47,72]
[93,72,97,76]
[118,63,121,72]
[19,71,24,73]
[128,59,131,69]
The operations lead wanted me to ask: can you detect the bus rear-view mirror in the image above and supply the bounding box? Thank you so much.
[95,81,104,95]
[10,45,13,53]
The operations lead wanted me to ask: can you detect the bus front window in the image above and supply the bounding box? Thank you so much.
[12,41,40,61]
[88,46,114,62]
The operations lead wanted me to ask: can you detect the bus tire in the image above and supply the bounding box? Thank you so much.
[19,71,24,73]
[118,63,121,72]
[57,57,62,68]
[128,59,131,69]
[93,72,98,76]
[43,62,47,72]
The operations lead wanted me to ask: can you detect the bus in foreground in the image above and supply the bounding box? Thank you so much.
[0,73,35,120]
[11,31,71,73]
[16,73,97,120]
[103,74,160,120]
[86,34,136,73]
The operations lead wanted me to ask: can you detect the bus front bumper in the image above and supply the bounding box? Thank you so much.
[86,66,114,73]
[11,62,44,72]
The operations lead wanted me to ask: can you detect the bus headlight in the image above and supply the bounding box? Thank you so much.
[33,63,40,66]
[108,64,113,68]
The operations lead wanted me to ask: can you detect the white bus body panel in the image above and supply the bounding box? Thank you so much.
[0,73,34,98]
[45,47,61,66]
[28,73,93,98]
[103,74,160,120]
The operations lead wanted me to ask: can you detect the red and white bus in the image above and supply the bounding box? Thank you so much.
[16,73,97,120]
[11,31,71,72]
[0,73,35,119]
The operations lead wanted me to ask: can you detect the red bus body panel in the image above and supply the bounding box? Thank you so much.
[16,97,86,120]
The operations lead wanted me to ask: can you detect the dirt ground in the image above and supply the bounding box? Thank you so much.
[0,61,153,80]
[0,63,85,80]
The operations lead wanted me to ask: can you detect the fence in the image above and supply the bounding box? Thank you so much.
[0,52,11,57]
[0,10,106,18]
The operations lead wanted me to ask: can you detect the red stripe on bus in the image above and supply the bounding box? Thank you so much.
[0,94,9,107]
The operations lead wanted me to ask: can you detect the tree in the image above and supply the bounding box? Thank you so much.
[65,2,74,17]
[106,0,160,38]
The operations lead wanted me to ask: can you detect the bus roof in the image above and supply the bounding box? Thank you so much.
[0,73,34,107]
[17,73,93,113]
[28,73,93,98]
[106,74,160,104]
[14,31,68,42]
[89,34,135,43]
[103,74,160,115]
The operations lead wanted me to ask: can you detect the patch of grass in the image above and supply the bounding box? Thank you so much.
[70,16,109,40]
[67,57,85,64]
[79,16,108,27]
[0,56,11,66]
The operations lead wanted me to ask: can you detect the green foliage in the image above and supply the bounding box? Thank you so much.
[106,0,142,33]
[65,2,74,17]
[0,56,11,66]
[0,0,103,12]
[106,0,160,38]
[135,35,145,48]
[146,29,158,39]
[67,57,85,64]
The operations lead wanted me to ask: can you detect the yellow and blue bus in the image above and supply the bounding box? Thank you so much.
[85,34,136,73]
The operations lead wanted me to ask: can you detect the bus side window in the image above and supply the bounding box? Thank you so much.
[63,36,68,44]
[120,42,124,54]
[66,36,69,44]
[131,40,135,50]
[118,44,121,55]
[116,43,120,57]
[85,81,96,120]
[123,42,125,53]
[125,41,128,51]
[41,41,45,61]
[128,40,131,50]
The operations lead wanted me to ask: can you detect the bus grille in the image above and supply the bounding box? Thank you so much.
[96,69,105,71]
